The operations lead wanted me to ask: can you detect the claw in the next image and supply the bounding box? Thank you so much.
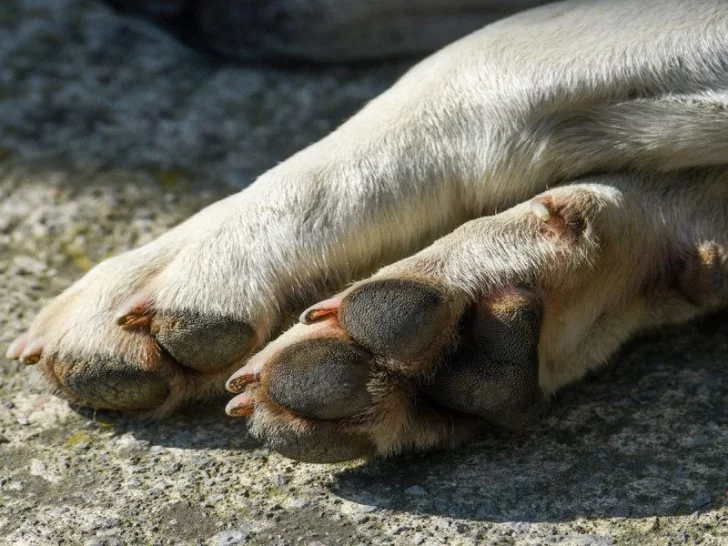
[226,392,255,417]
[530,198,551,222]
[19,338,44,365]
[116,296,154,331]
[530,194,585,242]
[5,333,29,360]
[226,371,259,393]
[299,294,345,325]
[226,360,262,393]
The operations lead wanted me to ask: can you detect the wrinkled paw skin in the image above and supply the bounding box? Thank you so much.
[5,260,257,414]
[226,279,547,463]
[426,287,548,430]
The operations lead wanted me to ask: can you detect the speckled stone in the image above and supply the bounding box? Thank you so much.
[1,1,728,545]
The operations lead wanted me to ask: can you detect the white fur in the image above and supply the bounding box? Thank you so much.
[16,0,728,413]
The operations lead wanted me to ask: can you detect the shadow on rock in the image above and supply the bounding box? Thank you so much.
[331,313,728,522]
[74,399,262,451]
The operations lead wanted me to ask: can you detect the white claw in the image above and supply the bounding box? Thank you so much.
[6,333,28,360]
[19,338,45,365]
[530,199,551,222]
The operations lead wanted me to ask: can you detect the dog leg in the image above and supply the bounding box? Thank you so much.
[229,169,728,461]
[10,0,728,414]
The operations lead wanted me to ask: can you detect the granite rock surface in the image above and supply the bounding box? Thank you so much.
[1,1,727,544]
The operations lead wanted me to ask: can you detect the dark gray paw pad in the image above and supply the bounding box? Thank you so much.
[426,287,546,429]
[265,339,373,421]
[339,279,450,360]
[57,357,169,411]
[152,312,254,373]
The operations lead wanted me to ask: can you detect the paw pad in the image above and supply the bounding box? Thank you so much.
[265,339,373,420]
[339,279,450,360]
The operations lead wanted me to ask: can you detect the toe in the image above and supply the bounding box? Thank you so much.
[263,338,374,421]
[54,353,170,411]
[263,421,376,464]
[339,279,451,361]
[425,287,547,428]
[117,294,257,374]
[151,311,255,373]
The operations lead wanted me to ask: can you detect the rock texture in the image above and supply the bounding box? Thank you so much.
[1,1,727,545]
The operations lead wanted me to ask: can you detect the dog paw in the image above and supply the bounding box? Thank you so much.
[5,191,348,414]
[226,280,546,463]
[227,175,728,461]
[5,239,258,413]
